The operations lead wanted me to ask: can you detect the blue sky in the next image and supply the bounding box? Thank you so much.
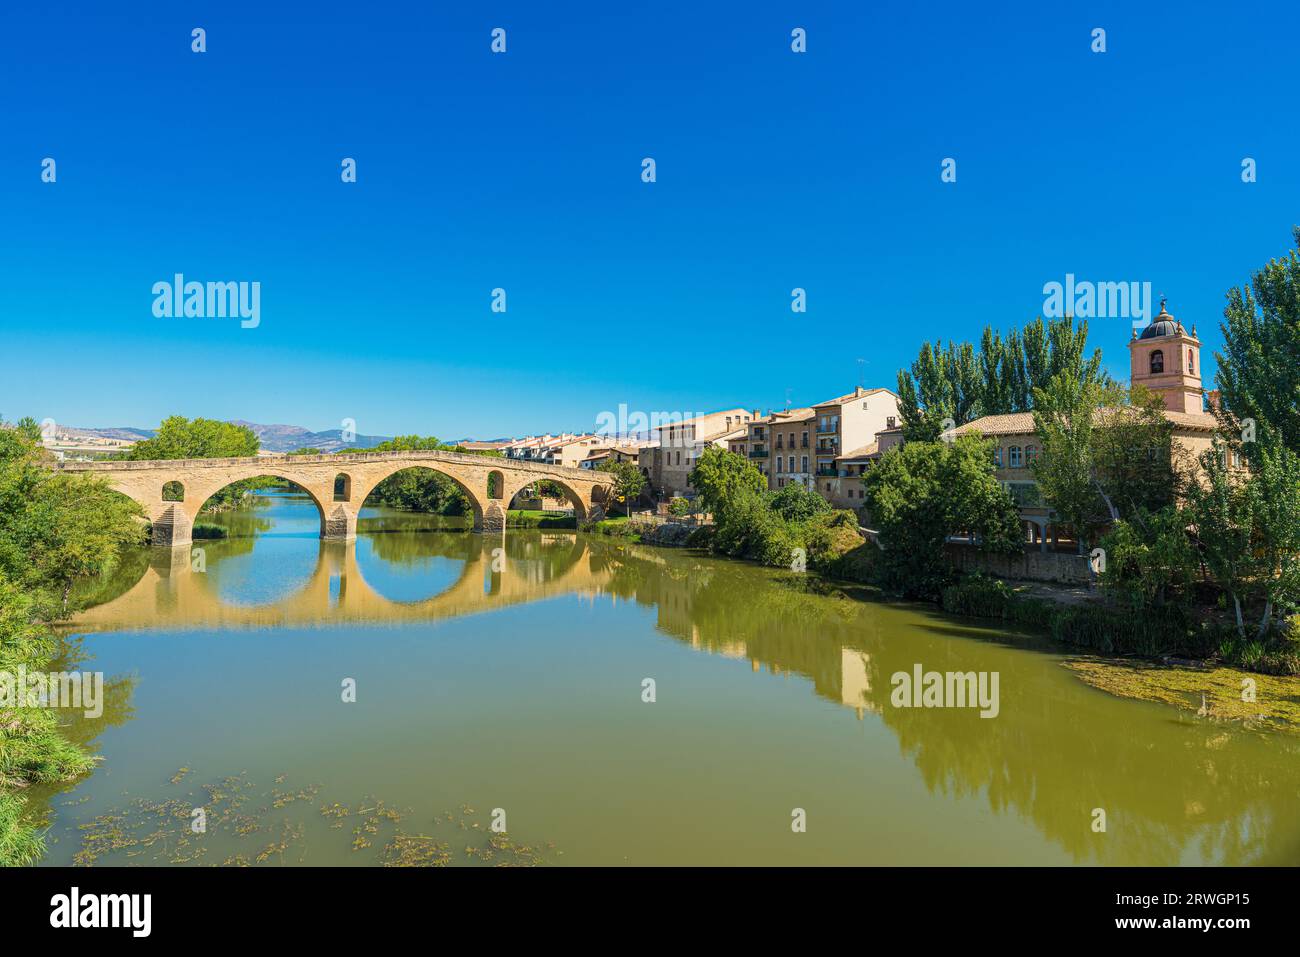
[2,1,1296,439]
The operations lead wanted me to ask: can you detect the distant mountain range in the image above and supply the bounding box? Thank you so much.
[60,421,396,453]
[227,421,396,453]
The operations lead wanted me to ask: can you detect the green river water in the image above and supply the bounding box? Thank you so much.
[33,488,1300,866]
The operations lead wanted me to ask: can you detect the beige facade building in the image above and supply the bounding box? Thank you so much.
[647,408,756,498]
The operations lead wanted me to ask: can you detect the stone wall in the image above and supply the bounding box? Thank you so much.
[943,543,1094,584]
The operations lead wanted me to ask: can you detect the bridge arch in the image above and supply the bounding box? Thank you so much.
[358,464,487,530]
[192,475,333,540]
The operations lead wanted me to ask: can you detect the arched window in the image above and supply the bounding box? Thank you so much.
[1150,350,1164,374]
[1008,446,1023,468]
[1188,349,1195,373]
[162,480,184,502]
[333,473,351,502]
[487,470,504,500]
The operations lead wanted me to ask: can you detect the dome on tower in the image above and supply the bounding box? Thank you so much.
[1139,299,1182,339]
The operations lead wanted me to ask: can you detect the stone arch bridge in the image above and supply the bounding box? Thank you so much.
[56,450,611,546]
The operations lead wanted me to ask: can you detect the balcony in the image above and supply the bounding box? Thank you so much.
[815,467,839,477]
[749,449,769,459]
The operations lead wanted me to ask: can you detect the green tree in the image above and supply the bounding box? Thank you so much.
[687,448,767,522]
[0,425,144,864]
[768,481,831,523]
[898,316,1106,435]
[862,436,1022,598]
[124,416,259,460]
[1030,372,1106,552]
[15,417,43,441]
[1212,227,1300,459]
[1098,506,1196,612]
[1188,439,1300,640]
[596,460,646,517]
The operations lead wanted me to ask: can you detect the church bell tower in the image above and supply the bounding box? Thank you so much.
[1128,299,1204,414]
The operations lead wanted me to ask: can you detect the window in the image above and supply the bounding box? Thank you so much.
[1150,350,1164,374]
[776,456,783,472]
[993,447,1002,468]
[886,416,897,429]
[801,431,808,447]
[1009,446,1023,468]
[1025,445,1038,465]
[801,455,808,472]
[1188,349,1195,373]
[333,473,352,501]
[776,435,783,449]
[162,480,184,502]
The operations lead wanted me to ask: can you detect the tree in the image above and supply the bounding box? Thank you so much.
[862,436,1022,598]
[15,416,43,441]
[1213,227,1300,459]
[1032,374,1194,553]
[897,316,1106,435]
[1098,506,1196,612]
[124,416,259,460]
[687,448,767,523]
[1030,372,1107,552]
[0,424,143,864]
[768,481,831,522]
[1188,439,1300,640]
[596,460,646,517]
[1090,385,1182,521]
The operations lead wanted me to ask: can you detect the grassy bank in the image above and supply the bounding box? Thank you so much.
[506,509,576,530]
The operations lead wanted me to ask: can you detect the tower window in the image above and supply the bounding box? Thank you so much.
[1150,350,1164,374]
[1188,349,1195,373]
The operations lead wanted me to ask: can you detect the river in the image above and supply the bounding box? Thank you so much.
[35,488,1300,866]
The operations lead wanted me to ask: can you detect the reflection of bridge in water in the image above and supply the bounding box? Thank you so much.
[66,527,1300,865]
[70,533,616,633]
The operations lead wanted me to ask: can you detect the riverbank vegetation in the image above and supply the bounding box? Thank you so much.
[0,421,144,865]
[682,447,875,573]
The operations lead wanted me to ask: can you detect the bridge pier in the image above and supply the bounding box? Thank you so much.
[322,505,358,541]
[480,502,506,533]
[150,505,192,548]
